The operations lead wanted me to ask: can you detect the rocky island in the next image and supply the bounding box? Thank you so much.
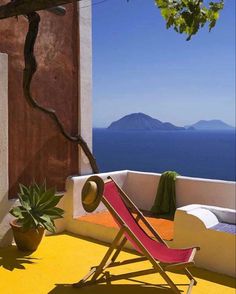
[186,120,235,130]
[108,113,185,131]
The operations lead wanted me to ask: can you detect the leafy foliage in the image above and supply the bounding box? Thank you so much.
[155,0,224,40]
[10,182,64,233]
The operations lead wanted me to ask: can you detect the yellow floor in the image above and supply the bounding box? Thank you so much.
[0,233,235,294]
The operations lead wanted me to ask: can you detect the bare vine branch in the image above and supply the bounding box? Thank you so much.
[0,0,81,20]
[23,12,99,173]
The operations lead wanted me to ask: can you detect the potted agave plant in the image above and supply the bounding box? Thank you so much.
[9,182,64,251]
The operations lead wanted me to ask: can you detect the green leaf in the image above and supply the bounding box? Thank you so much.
[182,11,194,27]
[43,207,64,219]
[10,206,24,218]
[31,190,37,208]
[18,195,31,211]
[40,214,51,223]
[20,213,35,230]
[19,184,30,196]
[40,195,63,210]
[155,0,224,40]
[38,189,55,206]
[42,219,56,233]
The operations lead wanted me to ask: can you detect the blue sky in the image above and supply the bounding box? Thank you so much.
[92,0,235,128]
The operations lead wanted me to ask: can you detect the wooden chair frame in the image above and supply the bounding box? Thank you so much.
[73,176,199,294]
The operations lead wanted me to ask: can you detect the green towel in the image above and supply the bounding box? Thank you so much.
[150,171,178,220]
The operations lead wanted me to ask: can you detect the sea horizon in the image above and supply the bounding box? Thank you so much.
[93,128,236,182]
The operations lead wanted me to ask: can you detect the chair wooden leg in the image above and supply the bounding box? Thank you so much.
[186,279,195,294]
[73,228,124,287]
[73,267,97,287]
[184,268,197,285]
[111,236,127,262]
[91,228,124,281]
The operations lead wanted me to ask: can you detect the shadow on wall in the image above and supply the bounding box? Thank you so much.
[0,191,15,247]
[9,134,77,197]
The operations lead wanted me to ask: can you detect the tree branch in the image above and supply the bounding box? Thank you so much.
[23,12,99,173]
[0,0,81,20]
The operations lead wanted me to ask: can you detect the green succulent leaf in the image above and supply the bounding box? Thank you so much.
[19,183,30,196]
[32,181,41,193]
[38,188,56,207]
[39,195,64,210]
[10,182,64,233]
[10,206,25,219]
[31,191,37,208]
[42,219,56,233]
[18,195,31,211]
[43,207,64,220]
[20,214,35,230]
[40,214,51,223]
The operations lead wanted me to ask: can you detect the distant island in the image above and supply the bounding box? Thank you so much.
[107,113,235,131]
[186,120,235,130]
[108,113,185,131]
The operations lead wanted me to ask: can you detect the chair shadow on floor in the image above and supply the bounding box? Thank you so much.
[58,233,236,290]
[0,245,38,271]
[48,283,175,294]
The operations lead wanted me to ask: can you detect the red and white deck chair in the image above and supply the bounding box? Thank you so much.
[73,175,200,294]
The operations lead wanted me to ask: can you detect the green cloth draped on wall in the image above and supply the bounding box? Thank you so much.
[151,171,179,220]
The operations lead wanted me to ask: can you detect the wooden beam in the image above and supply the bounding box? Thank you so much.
[0,0,80,20]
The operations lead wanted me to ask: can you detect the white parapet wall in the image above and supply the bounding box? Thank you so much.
[123,171,236,210]
[66,169,236,222]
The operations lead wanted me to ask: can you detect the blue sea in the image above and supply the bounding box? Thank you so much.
[93,129,236,182]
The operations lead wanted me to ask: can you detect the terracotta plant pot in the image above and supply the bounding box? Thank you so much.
[10,220,45,252]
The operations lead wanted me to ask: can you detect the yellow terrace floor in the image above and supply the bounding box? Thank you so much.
[0,233,235,294]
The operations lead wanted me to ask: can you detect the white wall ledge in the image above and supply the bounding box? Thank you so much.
[174,204,236,276]
[67,169,235,220]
